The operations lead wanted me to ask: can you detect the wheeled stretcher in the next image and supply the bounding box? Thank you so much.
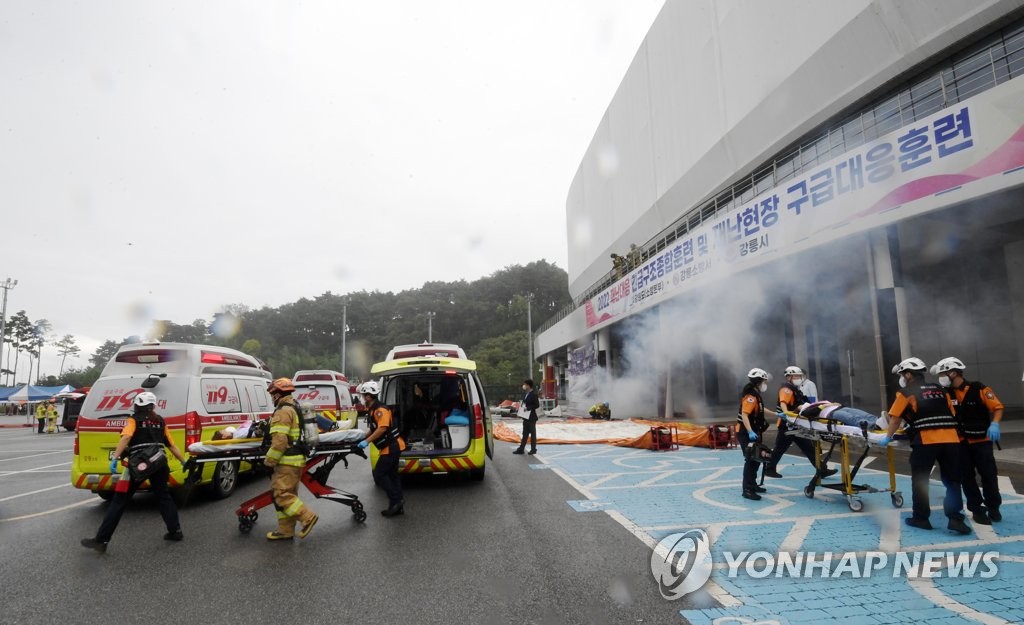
[184,429,369,531]
[780,411,904,512]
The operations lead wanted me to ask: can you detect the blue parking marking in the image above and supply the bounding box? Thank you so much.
[536,443,1024,625]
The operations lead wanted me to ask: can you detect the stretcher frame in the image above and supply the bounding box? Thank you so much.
[183,439,369,531]
[781,411,904,512]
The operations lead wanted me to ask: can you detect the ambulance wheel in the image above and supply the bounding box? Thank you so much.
[470,467,485,481]
[97,491,113,501]
[891,493,904,508]
[803,486,814,499]
[210,461,239,499]
[848,497,863,512]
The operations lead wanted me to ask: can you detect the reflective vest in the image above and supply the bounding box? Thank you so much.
[129,413,167,448]
[737,390,766,433]
[899,382,958,434]
[367,404,401,451]
[779,381,808,410]
[951,381,991,440]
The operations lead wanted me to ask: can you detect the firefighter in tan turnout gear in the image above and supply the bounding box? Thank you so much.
[264,377,318,541]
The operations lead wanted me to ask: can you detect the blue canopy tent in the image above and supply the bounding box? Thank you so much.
[0,387,20,402]
[7,385,72,402]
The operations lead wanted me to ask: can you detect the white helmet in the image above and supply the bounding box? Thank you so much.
[133,391,157,408]
[891,357,927,375]
[357,380,380,396]
[931,356,966,375]
[747,368,771,382]
[784,365,804,377]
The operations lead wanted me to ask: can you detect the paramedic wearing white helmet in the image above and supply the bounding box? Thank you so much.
[765,366,837,480]
[737,368,770,501]
[81,392,188,552]
[357,380,406,517]
[933,357,1004,524]
[880,358,970,534]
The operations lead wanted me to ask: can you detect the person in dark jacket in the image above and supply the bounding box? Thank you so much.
[80,392,187,553]
[513,379,540,455]
[880,357,970,534]
[932,357,1004,524]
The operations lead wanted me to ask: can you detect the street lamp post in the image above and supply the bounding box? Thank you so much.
[340,300,348,377]
[0,278,16,386]
[526,293,533,380]
[426,311,435,343]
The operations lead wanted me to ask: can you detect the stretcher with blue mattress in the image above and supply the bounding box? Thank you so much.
[780,410,904,512]
[184,429,369,531]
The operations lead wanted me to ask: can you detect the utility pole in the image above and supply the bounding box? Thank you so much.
[340,300,348,377]
[526,293,534,379]
[426,311,435,343]
[0,278,16,386]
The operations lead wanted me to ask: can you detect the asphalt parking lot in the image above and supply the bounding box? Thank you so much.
[4,415,1023,625]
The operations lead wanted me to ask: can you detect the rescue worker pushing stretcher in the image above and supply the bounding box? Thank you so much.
[264,377,318,540]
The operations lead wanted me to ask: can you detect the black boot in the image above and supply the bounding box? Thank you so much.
[381,501,405,517]
[742,490,762,501]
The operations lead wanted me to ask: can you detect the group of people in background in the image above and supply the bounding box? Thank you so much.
[737,357,1004,535]
[33,399,59,433]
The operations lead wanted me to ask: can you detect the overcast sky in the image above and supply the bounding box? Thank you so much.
[0,1,664,380]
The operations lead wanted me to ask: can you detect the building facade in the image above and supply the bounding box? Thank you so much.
[536,0,1024,420]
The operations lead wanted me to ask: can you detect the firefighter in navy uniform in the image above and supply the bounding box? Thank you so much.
[932,357,1004,524]
[765,366,837,479]
[80,392,187,552]
[880,357,970,534]
[737,368,771,501]
[357,380,406,517]
[264,378,318,541]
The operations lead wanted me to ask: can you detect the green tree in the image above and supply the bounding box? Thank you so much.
[55,335,81,377]
[89,339,128,370]
[7,311,33,384]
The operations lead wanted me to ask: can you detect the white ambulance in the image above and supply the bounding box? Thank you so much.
[292,369,358,430]
[71,342,273,503]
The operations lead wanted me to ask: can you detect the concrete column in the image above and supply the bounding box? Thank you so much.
[867,226,908,408]
[1004,241,1024,406]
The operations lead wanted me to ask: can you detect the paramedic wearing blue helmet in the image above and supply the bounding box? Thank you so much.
[880,357,971,535]
[357,381,406,517]
[737,368,770,501]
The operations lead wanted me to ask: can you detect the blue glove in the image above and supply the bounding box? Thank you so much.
[878,435,892,446]
[776,411,786,419]
[988,422,1001,442]
[747,431,757,442]
[357,439,369,449]
[109,458,120,474]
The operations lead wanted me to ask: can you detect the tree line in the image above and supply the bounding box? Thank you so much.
[25,261,571,397]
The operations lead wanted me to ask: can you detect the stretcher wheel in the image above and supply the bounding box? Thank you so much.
[891,493,904,508]
[848,497,863,512]
[353,509,367,523]
[238,511,258,534]
[803,486,814,499]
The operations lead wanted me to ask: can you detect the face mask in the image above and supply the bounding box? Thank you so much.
[898,376,907,389]
[791,377,804,386]
[759,382,768,393]
[938,375,951,388]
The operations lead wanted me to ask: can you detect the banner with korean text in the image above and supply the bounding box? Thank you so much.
[586,76,1024,329]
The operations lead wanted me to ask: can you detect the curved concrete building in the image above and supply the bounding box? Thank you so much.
[537,0,1024,419]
